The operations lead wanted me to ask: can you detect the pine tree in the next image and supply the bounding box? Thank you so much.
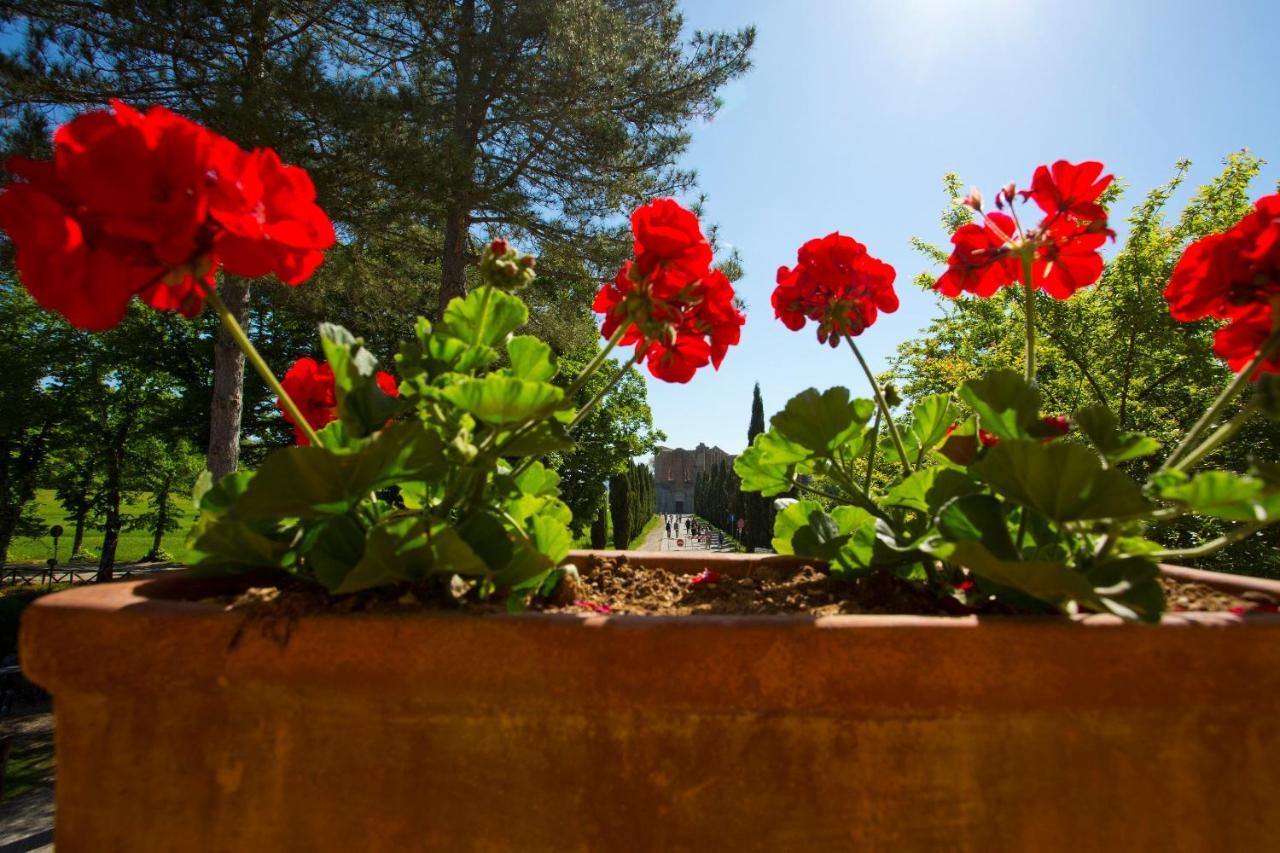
[349,1,756,314]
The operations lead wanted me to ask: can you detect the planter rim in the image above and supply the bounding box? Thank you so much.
[21,550,1280,717]
[21,549,1280,629]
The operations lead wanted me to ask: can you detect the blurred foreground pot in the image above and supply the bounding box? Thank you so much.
[21,551,1280,851]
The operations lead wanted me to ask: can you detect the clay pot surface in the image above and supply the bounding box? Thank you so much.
[22,552,1280,852]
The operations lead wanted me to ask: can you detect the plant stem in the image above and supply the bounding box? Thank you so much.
[506,344,643,481]
[563,324,629,402]
[1173,405,1253,473]
[1021,253,1036,384]
[844,336,913,476]
[1148,523,1265,560]
[1162,332,1280,471]
[569,348,645,432]
[862,408,881,496]
[206,288,322,448]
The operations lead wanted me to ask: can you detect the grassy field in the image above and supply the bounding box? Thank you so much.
[4,489,196,567]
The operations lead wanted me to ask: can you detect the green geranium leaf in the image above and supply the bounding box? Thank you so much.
[734,431,805,497]
[1084,557,1164,623]
[935,494,1017,560]
[828,505,877,573]
[458,511,515,573]
[233,422,446,521]
[188,515,293,572]
[1158,470,1280,522]
[1075,405,1160,463]
[899,393,958,466]
[884,467,980,515]
[320,323,405,438]
[506,335,557,382]
[530,514,572,567]
[958,369,1041,441]
[770,387,875,455]
[334,516,488,594]
[440,286,529,349]
[441,375,565,426]
[306,515,367,590]
[972,440,1151,522]
[771,499,822,555]
[514,461,561,497]
[951,540,1102,615]
[194,469,253,514]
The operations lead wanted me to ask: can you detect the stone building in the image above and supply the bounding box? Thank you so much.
[653,443,735,515]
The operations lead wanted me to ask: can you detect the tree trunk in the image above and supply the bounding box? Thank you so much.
[0,506,16,568]
[436,0,477,317]
[97,469,121,583]
[438,206,471,315]
[207,277,251,479]
[71,509,86,558]
[148,473,173,560]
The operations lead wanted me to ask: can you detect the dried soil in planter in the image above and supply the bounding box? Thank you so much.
[214,555,1267,621]
[539,555,1263,617]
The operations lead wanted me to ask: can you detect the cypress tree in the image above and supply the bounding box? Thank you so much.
[743,384,773,549]
[609,472,630,549]
[590,506,607,550]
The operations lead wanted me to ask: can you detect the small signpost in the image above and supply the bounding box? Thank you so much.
[49,524,64,567]
[676,538,684,549]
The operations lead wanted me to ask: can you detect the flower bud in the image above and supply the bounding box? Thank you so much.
[478,237,537,290]
[961,187,983,211]
[1002,182,1018,204]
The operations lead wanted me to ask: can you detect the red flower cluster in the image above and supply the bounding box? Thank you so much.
[1164,193,1280,376]
[935,160,1113,301]
[279,357,398,446]
[945,415,1070,450]
[593,199,744,383]
[773,232,899,346]
[0,101,334,330]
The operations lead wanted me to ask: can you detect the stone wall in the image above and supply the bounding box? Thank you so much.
[653,443,735,515]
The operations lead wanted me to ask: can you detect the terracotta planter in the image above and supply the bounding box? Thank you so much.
[21,551,1280,851]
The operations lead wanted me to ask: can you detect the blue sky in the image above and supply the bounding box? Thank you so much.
[638,0,1280,454]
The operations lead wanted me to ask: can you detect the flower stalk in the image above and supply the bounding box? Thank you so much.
[206,287,323,449]
[1021,252,1036,384]
[845,336,912,476]
[1162,331,1280,472]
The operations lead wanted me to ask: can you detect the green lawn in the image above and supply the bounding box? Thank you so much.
[5,489,196,567]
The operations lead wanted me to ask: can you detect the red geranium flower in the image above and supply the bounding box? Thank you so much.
[1038,415,1072,439]
[1033,221,1110,300]
[630,198,713,285]
[773,232,899,346]
[935,213,1021,298]
[1022,160,1113,224]
[210,148,335,285]
[279,357,399,445]
[1212,303,1280,377]
[690,569,722,585]
[0,101,333,330]
[935,160,1113,302]
[1165,193,1280,322]
[593,200,743,384]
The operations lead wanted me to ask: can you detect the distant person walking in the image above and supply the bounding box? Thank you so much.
[665,520,672,538]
